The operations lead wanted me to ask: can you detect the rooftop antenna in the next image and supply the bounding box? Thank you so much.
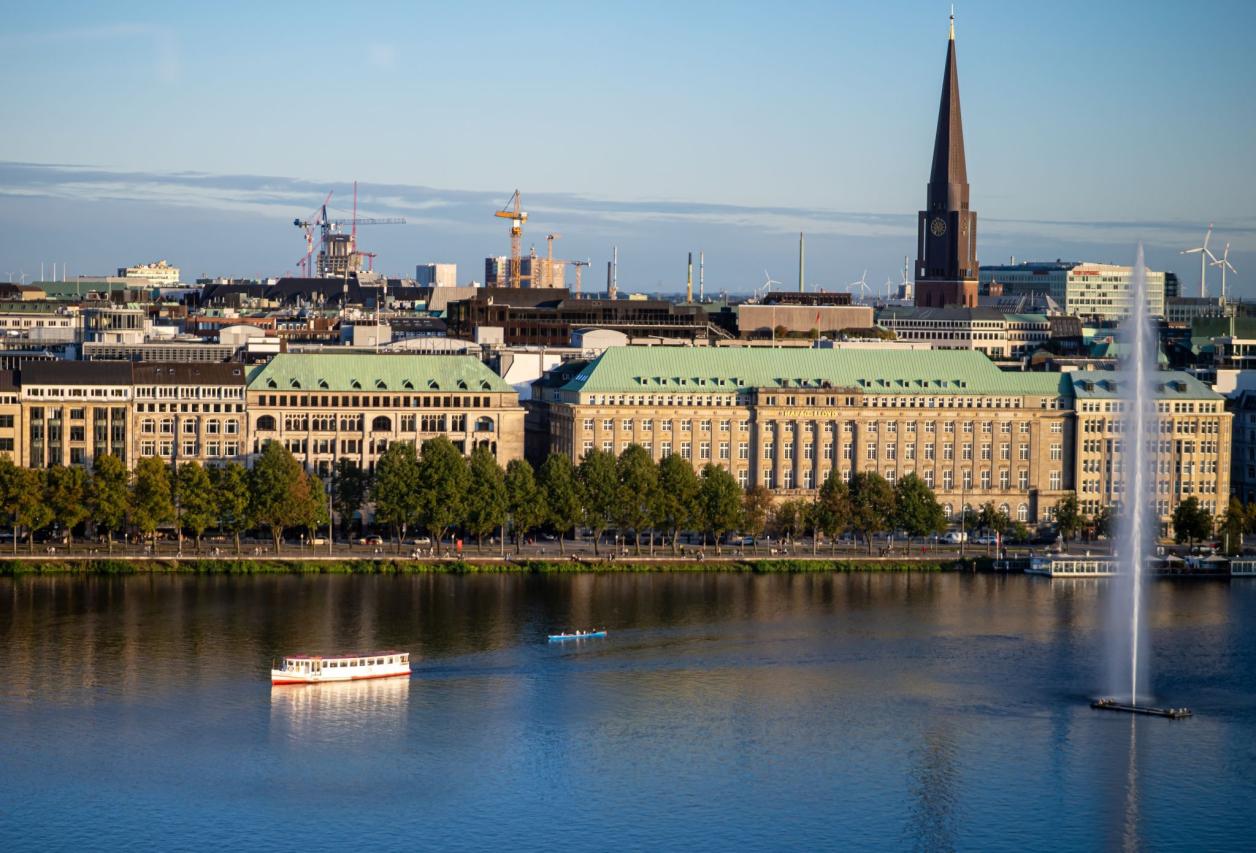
[798,232,806,293]
[610,246,618,300]
[950,4,955,40]
[1211,241,1237,301]
[699,250,705,300]
[1181,223,1217,298]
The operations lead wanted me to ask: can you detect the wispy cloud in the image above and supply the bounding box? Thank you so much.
[1,23,180,82]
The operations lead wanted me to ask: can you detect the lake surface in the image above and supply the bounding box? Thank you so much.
[2,572,1254,851]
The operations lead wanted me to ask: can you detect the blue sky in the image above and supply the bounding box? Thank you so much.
[1,0,1253,295]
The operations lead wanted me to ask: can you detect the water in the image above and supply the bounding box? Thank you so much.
[1112,242,1155,704]
[2,572,1255,851]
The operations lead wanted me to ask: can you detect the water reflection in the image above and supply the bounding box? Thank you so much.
[270,677,411,742]
[905,723,959,852]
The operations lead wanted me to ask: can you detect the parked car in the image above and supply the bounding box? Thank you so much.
[942,531,969,544]
[358,535,384,546]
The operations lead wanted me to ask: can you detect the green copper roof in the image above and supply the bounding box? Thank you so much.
[247,353,513,394]
[562,347,1071,396]
[1070,371,1221,401]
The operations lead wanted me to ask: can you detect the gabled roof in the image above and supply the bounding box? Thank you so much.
[246,353,513,394]
[560,347,1070,397]
[1070,371,1219,401]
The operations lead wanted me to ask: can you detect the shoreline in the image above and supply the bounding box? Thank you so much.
[0,556,974,576]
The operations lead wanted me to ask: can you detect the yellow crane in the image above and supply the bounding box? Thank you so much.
[494,190,527,287]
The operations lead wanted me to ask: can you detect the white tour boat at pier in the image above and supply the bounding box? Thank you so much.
[271,651,411,685]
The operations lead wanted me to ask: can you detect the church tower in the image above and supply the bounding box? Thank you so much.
[914,12,979,308]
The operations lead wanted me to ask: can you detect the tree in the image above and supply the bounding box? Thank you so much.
[88,454,129,554]
[177,462,217,553]
[505,458,545,554]
[654,453,699,556]
[894,473,945,549]
[250,440,306,553]
[697,464,742,555]
[331,459,370,537]
[539,453,581,555]
[44,465,88,545]
[209,462,251,555]
[616,444,658,554]
[741,485,774,554]
[131,457,174,550]
[577,448,619,556]
[372,441,423,551]
[1054,494,1083,551]
[814,472,851,554]
[1172,496,1212,547]
[849,471,895,554]
[0,457,24,553]
[770,498,808,544]
[1220,498,1245,556]
[1088,503,1114,540]
[415,437,469,554]
[296,471,330,542]
[464,446,506,552]
[16,468,53,553]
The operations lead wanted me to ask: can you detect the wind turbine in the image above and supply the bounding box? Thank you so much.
[1181,223,1217,298]
[1210,241,1238,301]
[761,269,781,297]
[848,269,871,301]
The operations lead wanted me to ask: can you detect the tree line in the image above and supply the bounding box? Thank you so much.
[24,435,1236,558]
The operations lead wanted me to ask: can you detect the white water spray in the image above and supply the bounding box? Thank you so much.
[1111,243,1154,703]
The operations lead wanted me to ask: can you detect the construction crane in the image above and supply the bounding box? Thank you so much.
[570,259,590,295]
[545,233,562,288]
[494,190,527,287]
[293,182,406,277]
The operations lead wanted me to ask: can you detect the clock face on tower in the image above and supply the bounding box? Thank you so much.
[930,217,947,237]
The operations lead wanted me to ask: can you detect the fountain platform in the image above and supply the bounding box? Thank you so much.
[1091,698,1192,719]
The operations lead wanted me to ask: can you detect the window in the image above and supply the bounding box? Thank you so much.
[980,470,991,489]
[738,442,749,459]
[681,442,691,459]
[1019,445,1030,461]
[583,418,594,431]
[999,470,1009,490]
[602,441,613,454]
[719,442,730,460]
[1017,504,1028,522]
[1049,471,1062,490]
[1018,470,1029,490]
[700,442,711,460]
[1050,443,1062,461]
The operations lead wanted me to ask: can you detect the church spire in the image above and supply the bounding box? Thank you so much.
[914,13,979,308]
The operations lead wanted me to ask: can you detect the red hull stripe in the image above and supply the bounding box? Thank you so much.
[271,671,411,686]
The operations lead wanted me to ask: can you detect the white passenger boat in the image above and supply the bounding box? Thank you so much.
[1026,555,1117,578]
[271,651,411,685]
[1230,559,1256,577]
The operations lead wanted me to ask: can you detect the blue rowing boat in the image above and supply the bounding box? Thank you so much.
[547,629,608,642]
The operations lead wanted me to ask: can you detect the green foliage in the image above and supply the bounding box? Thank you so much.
[1220,498,1245,555]
[88,455,129,553]
[131,457,174,545]
[697,463,742,554]
[849,471,895,553]
[176,462,217,550]
[894,473,945,541]
[814,471,851,546]
[505,458,545,554]
[539,453,581,553]
[331,459,370,536]
[415,437,469,553]
[209,462,251,554]
[1172,496,1213,546]
[464,446,506,550]
[45,465,88,544]
[13,468,53,552]
[250,440,307,552]
[297,471,330,537]
[616,444,658,554]
[577,448,619,556]
[1053,494,1083,545]
[654,453,699,555]
[770,498,809,542]
[741,484,774,550]
[372,441,423,546]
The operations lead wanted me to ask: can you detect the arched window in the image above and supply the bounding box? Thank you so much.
[371,415,392,432]
[1017,504,1029,522]
[999,503,1010,516]
[257,415,276,431]
[474,416,494,433]
[943,503,953,519]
